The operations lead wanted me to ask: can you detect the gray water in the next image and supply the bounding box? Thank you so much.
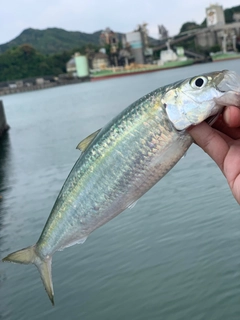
[0,60,240,320]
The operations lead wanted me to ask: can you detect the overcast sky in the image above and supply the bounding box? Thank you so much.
[1,0,239,45]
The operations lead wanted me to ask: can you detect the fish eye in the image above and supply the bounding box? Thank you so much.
[190,76,208,89]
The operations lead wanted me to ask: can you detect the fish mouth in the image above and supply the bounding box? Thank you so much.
[217,71,240,93]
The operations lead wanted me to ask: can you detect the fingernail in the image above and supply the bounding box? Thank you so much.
[223,108,230,125]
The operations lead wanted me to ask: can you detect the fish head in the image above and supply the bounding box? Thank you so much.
[162,70,240,130]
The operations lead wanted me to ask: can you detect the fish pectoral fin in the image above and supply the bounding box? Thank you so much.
[76,129,102,152]
[2,245,54,305]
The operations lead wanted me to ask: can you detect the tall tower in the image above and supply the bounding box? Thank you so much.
[206,4,225,27]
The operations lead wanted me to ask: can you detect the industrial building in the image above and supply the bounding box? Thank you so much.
[91,52,109,70]
[195,4,240,52]
[66,4,240,77]
[66,53,89,77]
[124,24,153,65]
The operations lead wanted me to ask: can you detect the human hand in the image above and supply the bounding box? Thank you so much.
[189,106,240,204]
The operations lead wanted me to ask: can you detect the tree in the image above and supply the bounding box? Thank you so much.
[179,22,201,34]
[0,45,72,81]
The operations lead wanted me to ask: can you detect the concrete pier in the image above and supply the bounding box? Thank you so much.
[0,100,10,137]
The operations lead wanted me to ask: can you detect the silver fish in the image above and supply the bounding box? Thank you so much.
[3,70,240,304]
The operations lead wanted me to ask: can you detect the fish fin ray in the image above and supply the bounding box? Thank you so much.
[76,129,101,152]
[57,236,88,251]
[128,200,138,209]
[181,151,187,159]
[77,237,87,244]
[2,245,54,305]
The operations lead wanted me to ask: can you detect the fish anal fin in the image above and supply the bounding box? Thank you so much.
[58,236,88,251]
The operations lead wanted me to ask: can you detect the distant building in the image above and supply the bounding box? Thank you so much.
[66,53,89,77]
[125,24,153,65]
[75,55,89,77]
[35,78,44,85]
[195,4,240,52]
[92,52,109,70]
[100,28,119,47]
[233,13,240,22]
[125,31,144,64]
[9,83,17,89]
[99,48,106,54]
[206,4,225,28]
[66,58,76,73]
[100,28,119,66]
[100,27,119,55]
[160,50,178,63]
[118,48,133,66]
[158,25,169,40]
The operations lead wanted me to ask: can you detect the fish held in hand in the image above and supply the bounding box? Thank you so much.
[3,70,240,305]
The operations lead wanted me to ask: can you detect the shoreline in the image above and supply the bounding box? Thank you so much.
[91,61,194,82]
[0,63,192,95]
[0,79,87,97]
[212,55,240,63]
[1,55,239,95]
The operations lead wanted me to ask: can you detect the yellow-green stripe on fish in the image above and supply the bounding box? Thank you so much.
[3,70,240,305]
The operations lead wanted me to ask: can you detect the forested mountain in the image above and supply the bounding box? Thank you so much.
[0,27,160,55]
[0,28,103,54]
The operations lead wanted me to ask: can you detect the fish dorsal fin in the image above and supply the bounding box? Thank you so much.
[76,129,101,152]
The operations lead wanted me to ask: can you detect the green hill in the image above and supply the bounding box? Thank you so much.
[0,27,159,55]
[0,28,103,54]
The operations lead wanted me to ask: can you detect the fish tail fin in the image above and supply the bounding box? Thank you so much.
[2,245,54,305]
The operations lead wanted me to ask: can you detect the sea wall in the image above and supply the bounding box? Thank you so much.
[0,78,90,96]
[0,100,10,137]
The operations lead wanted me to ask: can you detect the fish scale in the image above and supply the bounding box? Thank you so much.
[3,70,240,305]
[38,94,187,255]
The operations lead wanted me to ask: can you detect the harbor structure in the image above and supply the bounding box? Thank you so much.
[125,31,144,64]
[195,4,240,52]
[100,28,119,48]
[0,101,9,137]
[66,53,89,77]
[91,52,109,70]
[153,4,240,61]
[158,25,169,40]
[125,24,153,64]
[75,55,89,77]
[66,58,76,73]
[206,4,225,27]
[100,28,119,66]
[159,44,189,65]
